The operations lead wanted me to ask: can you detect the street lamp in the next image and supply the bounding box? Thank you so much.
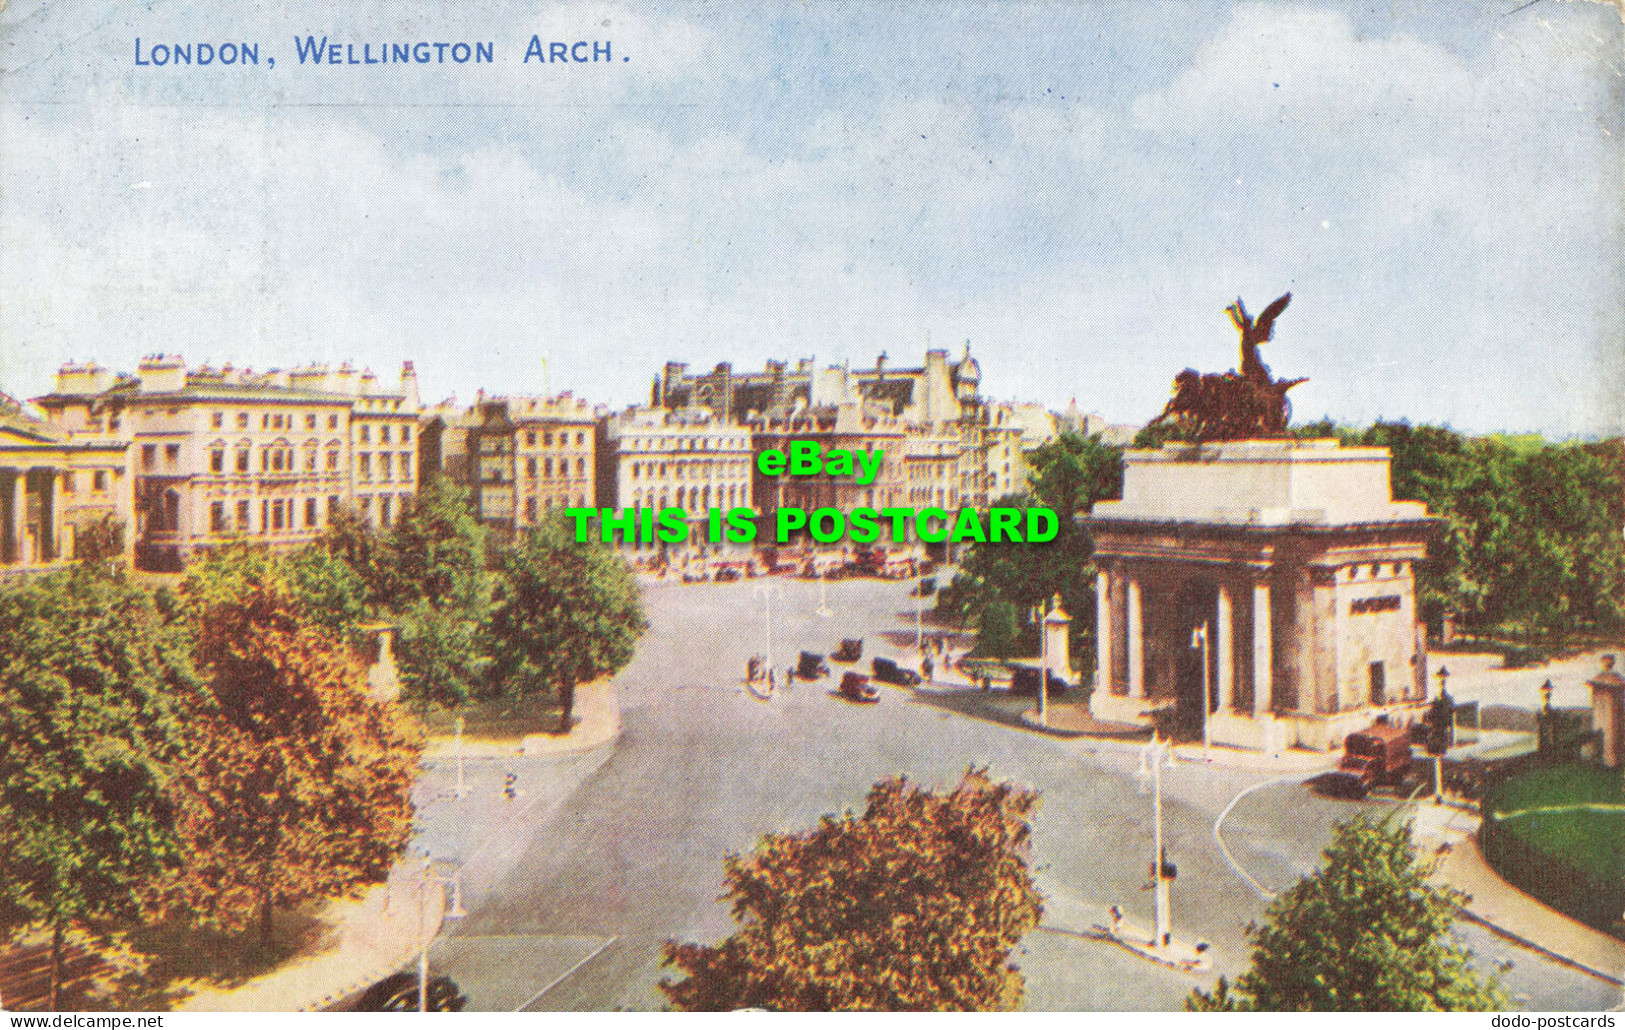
[1136,732,1177,951]
[1191,622,1211,763]
[416,855,467,1012]
[815,566,832,619]
[753,582,782,685]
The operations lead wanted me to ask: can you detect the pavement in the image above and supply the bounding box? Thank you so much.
[1407,803,1625,990]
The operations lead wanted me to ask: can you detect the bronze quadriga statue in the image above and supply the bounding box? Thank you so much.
[1151,293,1307,441]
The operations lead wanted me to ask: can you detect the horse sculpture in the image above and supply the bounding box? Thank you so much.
[1151,292,1306,441]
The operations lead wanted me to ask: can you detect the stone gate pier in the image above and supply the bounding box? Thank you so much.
[1087,439,1435,752]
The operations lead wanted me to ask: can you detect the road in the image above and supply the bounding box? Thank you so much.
[408,573,1619,1011]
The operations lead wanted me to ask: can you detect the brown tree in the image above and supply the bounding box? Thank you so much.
[170,544,421,946]
[660,768,1043,1011]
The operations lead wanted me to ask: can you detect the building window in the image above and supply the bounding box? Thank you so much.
[360,496,372,519]
[211,412,224,429]
[525,497,537,520]
[526,431,536,447]
[305,448,317,471]
[328,495,340,520]
[262,414,271,430]
[544,458,553,478]
[271,500,285,531]
[401,453,413,482]
[260,500,269,533]
[211,450,224,473]
[527,457,537,478]
[306,497,318,528]
[328,414,339,429]
[306,413,317,430]
[93,470,108,492]
[381,426,392,444]
[237,412,249,429]
[359,453,372,480]
[381,453,393,482]
[237,448,250,473]
[544,432,553,446]
[327,449,339,471]
[380,496,393,526]
[165,443,180,466]
[141,444,156,470]
[577,457,585,476]
[236,500,250,531]
[359,425,371,444]
[210,502,227,532]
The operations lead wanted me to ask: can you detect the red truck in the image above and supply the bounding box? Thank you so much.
[1327,721,1413,798]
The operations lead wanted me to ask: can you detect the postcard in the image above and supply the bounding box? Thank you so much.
[1,0,1622,1017]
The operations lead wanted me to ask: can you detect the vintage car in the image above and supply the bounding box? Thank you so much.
[872,657,922,687]
[714,564,742,583]
[1324,721,1413,798]
[832,638,863,662]
[796,651,831,680]
[838,671,880,703]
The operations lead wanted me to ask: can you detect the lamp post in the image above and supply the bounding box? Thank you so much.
[1433,665,1451,803]
[1137,731,1177,950]
[1191,622,1211,762]
[1031,600,1049,726]
[754,582,782,680]
[815,567,832,618]
[416,855,467,1012]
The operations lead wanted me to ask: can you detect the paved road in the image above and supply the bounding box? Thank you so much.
[413,574,1619,1011]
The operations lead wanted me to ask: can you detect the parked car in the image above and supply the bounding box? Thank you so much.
[833,638,863,662]
[797,651,831,679]
[714,565,742,583]
[1324,721,1413,798]
[1010,667,1068,697]
[872,657,922,687]
[838,671,880,703]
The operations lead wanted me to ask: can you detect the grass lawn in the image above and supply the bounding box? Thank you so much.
[1487,764,1625,882]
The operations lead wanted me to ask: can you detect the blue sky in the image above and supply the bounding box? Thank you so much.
[1,1,1620,436]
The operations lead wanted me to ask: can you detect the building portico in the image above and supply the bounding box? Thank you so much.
[1089,439,1435,752]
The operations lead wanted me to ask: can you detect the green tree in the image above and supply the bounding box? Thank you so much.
[485,517,646,728]
[1187,815,1506,1012]
[0,564,193,1008]
[660,768,1043,1012]
[172,548,420,947]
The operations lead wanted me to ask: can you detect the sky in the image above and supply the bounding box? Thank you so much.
[1,0,1621,437]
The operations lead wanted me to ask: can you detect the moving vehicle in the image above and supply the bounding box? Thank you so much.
[1326,721,1413,798]
[838,671,880,703]
[1010,667,1069,697]
[797,651,831,679]
[871,657,922,687]
[833,638,863,662]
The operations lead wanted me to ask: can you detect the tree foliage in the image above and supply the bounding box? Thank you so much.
[660,768,1043,1012]
[486,516,646,726]
[1187,815,1506,1012]
[0,564,193,1007]
[170,545,421,945]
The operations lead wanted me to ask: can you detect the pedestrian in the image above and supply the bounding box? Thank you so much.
[922,654,934,683]
[981,674,991,692]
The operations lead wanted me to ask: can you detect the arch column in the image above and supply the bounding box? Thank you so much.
[1252,575,1273,715]
[1094,569,1112,695]
[1215,581,1234,710]
[1126,574,1145,699]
